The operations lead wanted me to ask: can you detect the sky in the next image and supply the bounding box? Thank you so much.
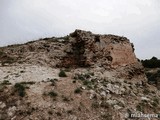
[0,0,160,59]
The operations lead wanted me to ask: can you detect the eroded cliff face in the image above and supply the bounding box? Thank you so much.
[61,30,138,69]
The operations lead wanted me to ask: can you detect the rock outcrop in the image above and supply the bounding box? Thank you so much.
[60,30,145,81]
[61,30,138,68]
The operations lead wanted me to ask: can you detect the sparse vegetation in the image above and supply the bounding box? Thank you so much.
[136,101,146,112]
[1,80,11,85]
[0,84,5,92]
[19,81,36,85]
[153,97,159,104]
[74,72,94,81]
[91,101,99,109]
[48,110,53,115]
[57,35,69,41]
[146,70,160,87]
[56,112,62,116]
[143,88,150,95]
[136,104,143,112]
[73,72,95,89]
[20,70,25,73]
[49,78,58,86]
[100,101,110,109]
[83,80,92,85]
[74,87,82,94]
[14,83,26,97]
[67,110,73,114]
[59,70,67,77]
[72,80,76,83]
[152,97,159,107]
[48,91,58,97]
[141,57,160,68]
[0,51,15,66]
[101,113,112,120]
[62,95,70,102]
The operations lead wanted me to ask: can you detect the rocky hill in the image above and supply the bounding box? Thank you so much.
[0,30,159,120]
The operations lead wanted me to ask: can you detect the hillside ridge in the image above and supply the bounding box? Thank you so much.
[0,30,159,120]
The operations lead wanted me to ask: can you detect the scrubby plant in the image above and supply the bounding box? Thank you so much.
[49,79,58,86]
[0,51,15,66]
[48,110,53,115]
[141,57,160,68]
[153,98,159,104]
[83,80,92,85]
[62,95,70,102]
[59,70,67,77]
[67,110,73,114]
[20,81,36,85]
[0,50,5,57]
[1,80,11,85]
[136,102,146,112]
[74,72,94,81]
[14,83,26,97]
[57,35,69,41]
[74,74,85,80]
[56,112,62,116]
[72,80,76,83]
[147,70,160,87]
[100,101,110,109]
[101,113,112,120]
[74,87,82,94]
[0,85,5,92]
[48,91,58,97]
[152,97,159,107]
[20,70,25,73]
[143,88,150,95]
[91,101,99,109]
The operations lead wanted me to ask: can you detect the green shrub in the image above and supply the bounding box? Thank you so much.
[48,91,58,97]
[0,85,5,92]
[20,81,35,85]
[14,83,26,97]
[57,35,69,41]
[143,88,150,95]
[62,95,70,102]
[56,112,62,116]
[91,101,99,109]
[153,98,159,104]
[72,80,76,83]
[1,80,11,85]
[136,102,146,112]
[74,73,93,81]
[101,113,112,120]
[59,70,67,77]
[48,111,53,115]
[141,57,160,68]
[67,110,73,114]
[152,97,159,107]
[100,101,110,109]
[74,88,82,94]
[83,80,92,85]
[147,70,160,86]
[49,79,57,86]
[0,50,5,57]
